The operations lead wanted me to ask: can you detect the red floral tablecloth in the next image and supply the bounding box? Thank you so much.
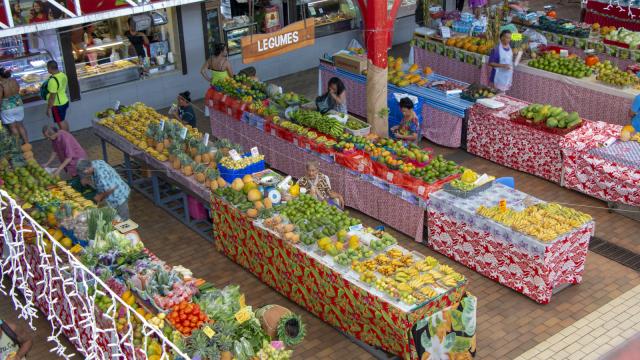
[413,46,491,85]
[319,65,464,147]
[561,121,640,206]
[426,187,594,304]
[211,196,477,359]
[210,109,427,242]
[467,95,565,183]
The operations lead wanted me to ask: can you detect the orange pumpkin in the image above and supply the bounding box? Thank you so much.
[585,54,599,67]
[547,10,557,19]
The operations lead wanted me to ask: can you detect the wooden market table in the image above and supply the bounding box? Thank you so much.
[209,107,435,242]
[211,196,478,359]
[92,123,214,240]
[426,183,595,304]
[319,61,473,148]
[466,95,567,184]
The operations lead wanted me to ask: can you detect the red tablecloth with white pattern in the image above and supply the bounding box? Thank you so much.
[561,121,640,207]
[210,109,427,242]
[467,95,565,183]
[426,185,595,304]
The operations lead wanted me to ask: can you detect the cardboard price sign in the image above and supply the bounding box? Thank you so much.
[241,19,315,64]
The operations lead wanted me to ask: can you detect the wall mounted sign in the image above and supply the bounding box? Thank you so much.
[240,18,314,64]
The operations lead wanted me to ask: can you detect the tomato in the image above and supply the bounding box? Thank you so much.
[197,321,204,327]
[179,314,186,321]
[199,314,206,321]
[182,320,190,327]
[179,303,186,310]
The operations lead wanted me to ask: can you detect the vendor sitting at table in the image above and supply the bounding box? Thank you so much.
[391,97,419,143]
[297,161,344,209]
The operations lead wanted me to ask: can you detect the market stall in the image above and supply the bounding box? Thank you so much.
[212,192,477,360]
[210,107,428,241]
[466,95,567,183]
[562,121,640,207]
[319,59,473,148]
[426,183,595,304]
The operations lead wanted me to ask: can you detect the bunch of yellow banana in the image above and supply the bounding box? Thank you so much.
[352,259,376,273]
[359,270,376,284]
[417,274,435,285]
[374,254,391,265]
[430,271,443,280]
[386,249,403,259]
[438,264,455,275]
[420,286,438,298]
[396,283,412,293]
[440,275,459,288]
[450,272,465,283]
[377,265,395,276]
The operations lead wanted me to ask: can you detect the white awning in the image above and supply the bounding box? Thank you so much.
[0,0,205,37]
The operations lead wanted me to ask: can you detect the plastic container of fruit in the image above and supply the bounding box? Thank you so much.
[344,118,371,137]
[509,111,585,135]
[442,180,494,198]
[217,153,265,183]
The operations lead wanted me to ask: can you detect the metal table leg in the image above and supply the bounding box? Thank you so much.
[101,139,109,162]
[123,153,133,186]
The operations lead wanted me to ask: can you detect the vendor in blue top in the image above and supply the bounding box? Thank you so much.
[628,94,640,133]
[488,30,514,93]
[174,91,196,128]
[391,97,419,143]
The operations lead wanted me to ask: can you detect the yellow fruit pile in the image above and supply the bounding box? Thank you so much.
[477,202,592,242]
[445,36,494,55]
[49,181,94,210]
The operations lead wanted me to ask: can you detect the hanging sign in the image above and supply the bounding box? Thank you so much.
[240,19,315,64]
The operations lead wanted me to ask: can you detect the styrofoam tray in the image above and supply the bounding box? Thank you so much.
[477,98,505,109]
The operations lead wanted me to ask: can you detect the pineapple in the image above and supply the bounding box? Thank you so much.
[194,164,207,183]
[179,154,194,176]
[206,168,220,190]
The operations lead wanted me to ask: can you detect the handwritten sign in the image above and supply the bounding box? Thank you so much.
[241,19,315,64]
[203,133,210,145]
[250,147,260,157]
[499,199,507,212]
[229,149,242,162]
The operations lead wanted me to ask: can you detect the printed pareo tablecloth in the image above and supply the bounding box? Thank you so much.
[211,196,478,359]
[319,63,470,147]
[561,121,640,207]
[466,95,565,183]
[210,109,427,242]
[426,185,594,304]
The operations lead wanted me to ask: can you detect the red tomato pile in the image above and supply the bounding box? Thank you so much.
[168,301,209,335]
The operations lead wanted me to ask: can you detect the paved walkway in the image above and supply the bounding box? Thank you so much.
[516,285,640,360]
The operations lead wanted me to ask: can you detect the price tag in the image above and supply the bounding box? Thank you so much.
[159,120,165,131]
[305,143,311,151]
[113,100,120,111]
[293,138,299,146]
[349,224,363,232]
[239,294,246,308]
[202,326,216,338]
[318,8,324,14]
[417,186,426,195]
[250,147,260,157]
[203,133,210,145]
[229,149,242,161]
[309,7,316,16]
[440,26,451,39]
[227,107,233,116]
[499,199,507,212]
[180,127,188,140]
[357,163,365,172]
[386,172,394,182]
[235,308,249,324]
[271,128,277,136]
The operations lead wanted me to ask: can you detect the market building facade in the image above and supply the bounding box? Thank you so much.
[0,0,417,140]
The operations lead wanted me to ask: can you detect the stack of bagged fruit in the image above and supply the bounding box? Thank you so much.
[444,36,495,55]
[593,60,639,88]
[476,202,592,242]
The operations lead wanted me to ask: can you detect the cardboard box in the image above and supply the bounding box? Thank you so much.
[334,53,367,74]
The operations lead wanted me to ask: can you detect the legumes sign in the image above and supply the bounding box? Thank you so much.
[241,19,315,64]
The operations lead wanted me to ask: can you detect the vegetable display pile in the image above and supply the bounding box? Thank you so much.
[289,109,344,138]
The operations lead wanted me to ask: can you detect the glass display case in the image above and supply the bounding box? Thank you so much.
[0,51,53,104]
[204,0,223,56]
[74,40,141,92]
[297,0,357,37]
[223,22,256,56]
[394,0,417,19]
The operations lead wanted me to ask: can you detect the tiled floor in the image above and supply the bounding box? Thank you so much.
[4,3,640,359]
[515,285,640,360]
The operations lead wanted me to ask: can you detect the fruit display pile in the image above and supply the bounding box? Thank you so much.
[444,36,495,55]
[528,53,593,78]
[352,250,466,305]
[518,104,582,131]
[449,169,494,191]
[387,57,430,87]
[593,61,638,87]
[409,155,462,184]
[461,83,498,101]
[289,109,344,138]
[477,202,592,242]
[534,16,590,38]
[213,73,268,101]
